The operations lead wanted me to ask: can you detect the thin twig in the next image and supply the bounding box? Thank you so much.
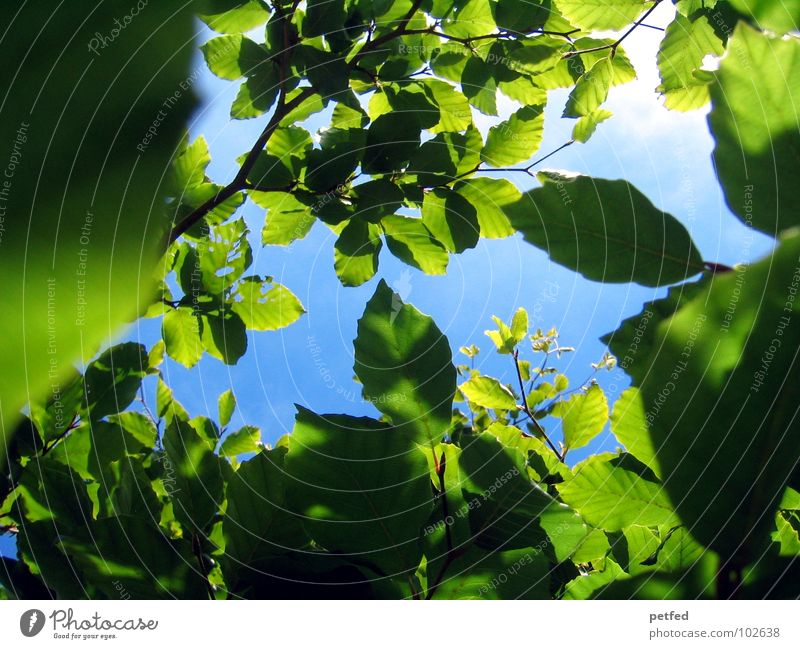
[513,349,563,460]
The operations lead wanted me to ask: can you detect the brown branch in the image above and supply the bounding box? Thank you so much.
[513,349,563,460]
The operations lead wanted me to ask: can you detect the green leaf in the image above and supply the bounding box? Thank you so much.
[421,188,480,253]
[610,388,661,478]
[506,37,568,75]
[106,412,158,449]
[461,57,497,116]
[223,448,307,576]
[252,191,316,245]
[352,179,405,223]
[456,178,519,239]
[382,215,450,275]
[484,308,528,354]
[636,231,800,564]
[442,0,497,39]
[505,172,705,286]
[284,408,434,575]
[572,109,613,143]
[231,67,280,119]
[231,277,305,331]
[303,0,347,38]
[163,418,228,531]
[334,220,383,287]
[59,516,206,598]
[362,113,421,174]
[218,390,237,427]
[219,425,262,457]
[199,0,271,33]
[199,306,248,365]
[423,79,472,133]
[708,23,800,234]
[554,0,648,30]
[83,343,149,420]
[459,433,587,557]
[163,307,204,368]
[0,3,197,457]
[353,280,457,447]
[202,35,271,80]
[657,12,724,111]
[553,385,608,451]
[481,105,545,167]
[564,57,613,117]
[558,453,678,531]
[460,375,518,410]
[729,0,799,33]
[429,547,551,599]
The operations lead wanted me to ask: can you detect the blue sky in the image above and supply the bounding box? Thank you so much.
[0,4,776,561]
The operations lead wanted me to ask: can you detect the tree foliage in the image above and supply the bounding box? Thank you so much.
[1,0,798,600]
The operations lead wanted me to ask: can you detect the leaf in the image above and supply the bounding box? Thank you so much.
[59,516,206,598]
[82,343,149,420]
[481,105,545,167]
[610,388,661,478]
[382,215,449,275]
[458,433,587,558]
[199,307,248,365]
[251,191,316,245]
[361,113,421,174]
[303,0,347,38]
[284,408,434,575]
[163,307,204,368]
[163,418,228,531]
[484,308,528,354]
[334,220,383,287]
[572,109,613,143]
[223,448,307,575]
[553,385,608,451]
[0,3,197,457]
[231,278,305,331]
[202,35,271,80]
[353,280,457,447]
[429,547,551,599]
[456,178,519,239]
[728,0,799,33]
[460,376,518,410]
[199,0,271,33]
[554,0,648,30]
[461,57,497,116]
[558,453,678,531]
[442,0,497,40]
[636,231,800,564]
[231,67,280,119]
[708,23,800,234]
[218,390,237,428]
[564,57,613,118]
[423,79,472,133]
[657,12,724,111]
[219,425,262,457]
[421,188,480,253]
[504,172,705,286]
[106,412,158,449]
